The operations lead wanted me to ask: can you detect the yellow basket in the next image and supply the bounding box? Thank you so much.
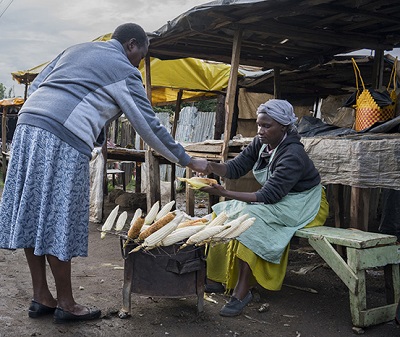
[352,58,397,131]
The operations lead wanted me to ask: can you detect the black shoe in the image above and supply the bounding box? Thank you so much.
[396,302,400,325]
[28,300,56,318]
[53,306,101,324]
[205,282,225,294]
[219,291,253,317]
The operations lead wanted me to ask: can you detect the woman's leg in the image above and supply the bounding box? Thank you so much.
[232,258,252,300]
[46,254,91,315]
[24,248,57,307]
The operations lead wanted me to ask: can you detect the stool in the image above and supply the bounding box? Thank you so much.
[107,169,126,191]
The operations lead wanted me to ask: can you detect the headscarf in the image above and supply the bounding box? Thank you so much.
[256,99,298,125]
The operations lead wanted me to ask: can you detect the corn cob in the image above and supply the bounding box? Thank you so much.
[177,217,209,228]
[160,225,206,246]
[207,211,228,227]
[130,213,184,253]
[179,224,231,249]
[115,211,128,231]
[126,216,145,239]
[144,201,160,225]
[155,200,176,221]
[101,205,119,239]
[138,211,176,241]
[178,177,218,189]
[212,214,249,240]
[222,217,256,240]
[130,208,143,227]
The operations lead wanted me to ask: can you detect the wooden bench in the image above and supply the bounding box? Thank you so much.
[294,226,400,328]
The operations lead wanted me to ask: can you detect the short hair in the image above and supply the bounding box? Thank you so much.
[111,23,148,47]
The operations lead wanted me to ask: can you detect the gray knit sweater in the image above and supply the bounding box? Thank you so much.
[18,39,190,166]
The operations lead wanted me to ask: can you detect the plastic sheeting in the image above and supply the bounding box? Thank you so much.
[301,133,400,190]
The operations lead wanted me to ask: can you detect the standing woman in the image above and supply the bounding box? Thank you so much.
[0,23,207,323]
[202,99,328,317]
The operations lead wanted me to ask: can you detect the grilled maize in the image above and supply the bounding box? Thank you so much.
[138,211,176,241]
[212,214,249,240]
[115,211,128,231]
[155,200,176,220]
[177,217,209,228]
[101,205,119,239]
[126,216,145,239]
[130,208,143,226]
[222,217,256,239]
[130,213,184,252]
[144,201,160,225]
[178,177,218,189]
[179,224,231,249]
[160,225,206,246]
[207,211,228,227]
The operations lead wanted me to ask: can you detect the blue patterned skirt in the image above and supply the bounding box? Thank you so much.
[0,124,90,261]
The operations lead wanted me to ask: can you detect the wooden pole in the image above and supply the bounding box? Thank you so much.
[273,67,281,98]
[221,28,242,162]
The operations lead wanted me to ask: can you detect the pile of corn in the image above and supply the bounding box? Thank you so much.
[100,198,255,254]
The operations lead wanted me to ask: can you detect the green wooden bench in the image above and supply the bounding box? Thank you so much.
[294,226,400,328]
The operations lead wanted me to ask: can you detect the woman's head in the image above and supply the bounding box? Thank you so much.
[112,23,149,67]
[256,99,297,147]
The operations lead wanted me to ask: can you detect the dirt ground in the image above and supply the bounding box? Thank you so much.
[0,189,399,337]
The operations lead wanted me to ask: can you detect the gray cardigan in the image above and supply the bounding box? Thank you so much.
[18,39,190,166]
[225,131,321,204]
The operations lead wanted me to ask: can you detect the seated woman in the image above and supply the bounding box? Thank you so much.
[201,99,329,317]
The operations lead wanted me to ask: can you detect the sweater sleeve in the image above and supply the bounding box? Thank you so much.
[113,69,191,167]
[224,137,261,179]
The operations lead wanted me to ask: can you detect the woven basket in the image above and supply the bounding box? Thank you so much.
[352,58,397,131]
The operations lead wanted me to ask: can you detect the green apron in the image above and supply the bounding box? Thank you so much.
[212,144,322,264]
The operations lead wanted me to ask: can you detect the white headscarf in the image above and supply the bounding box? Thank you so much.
[256,99,298,125]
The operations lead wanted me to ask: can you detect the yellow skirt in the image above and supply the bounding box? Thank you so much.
[206,188,329,291]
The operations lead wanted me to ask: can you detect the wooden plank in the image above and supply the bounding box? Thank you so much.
[308,235,358,294]
[184,144,222,153]
[350,187,370,231]
[185,167,195,216]
[295,227,397,248]
[348,245,400,270]
[355,304,398,328]
[221,28,242,162]
[145,149,161,211]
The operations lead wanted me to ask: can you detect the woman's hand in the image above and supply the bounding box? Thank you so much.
[200,183,226,197]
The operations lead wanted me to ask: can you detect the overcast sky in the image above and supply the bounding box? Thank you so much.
[1,1,399,98]
[0,0,207,97]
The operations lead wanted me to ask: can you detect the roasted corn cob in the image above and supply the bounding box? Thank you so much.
[207,211,228,227]
[222,217,256,239]
[179,224,231,249]
[155,200,176,221]
[115,211,128,231]
[160,224,206,246]
[138,211,176,241]
[130,213,184,253]
[124,216,145,246]
[178,177,218,189]
[177,217,209,228]
[101,205,119,239]
[212,214,249,240]
[144,201,160,225]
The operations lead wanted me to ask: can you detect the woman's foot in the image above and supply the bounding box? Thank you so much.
[219,291,253,317]
[53,305,101,323]
[28,300,57,318]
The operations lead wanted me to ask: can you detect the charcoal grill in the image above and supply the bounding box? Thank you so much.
[118,236,206,318]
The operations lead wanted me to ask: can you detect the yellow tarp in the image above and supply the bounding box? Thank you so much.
[11,33,238,105]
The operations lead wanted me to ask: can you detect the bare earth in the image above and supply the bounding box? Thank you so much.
[0,190,398,337]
